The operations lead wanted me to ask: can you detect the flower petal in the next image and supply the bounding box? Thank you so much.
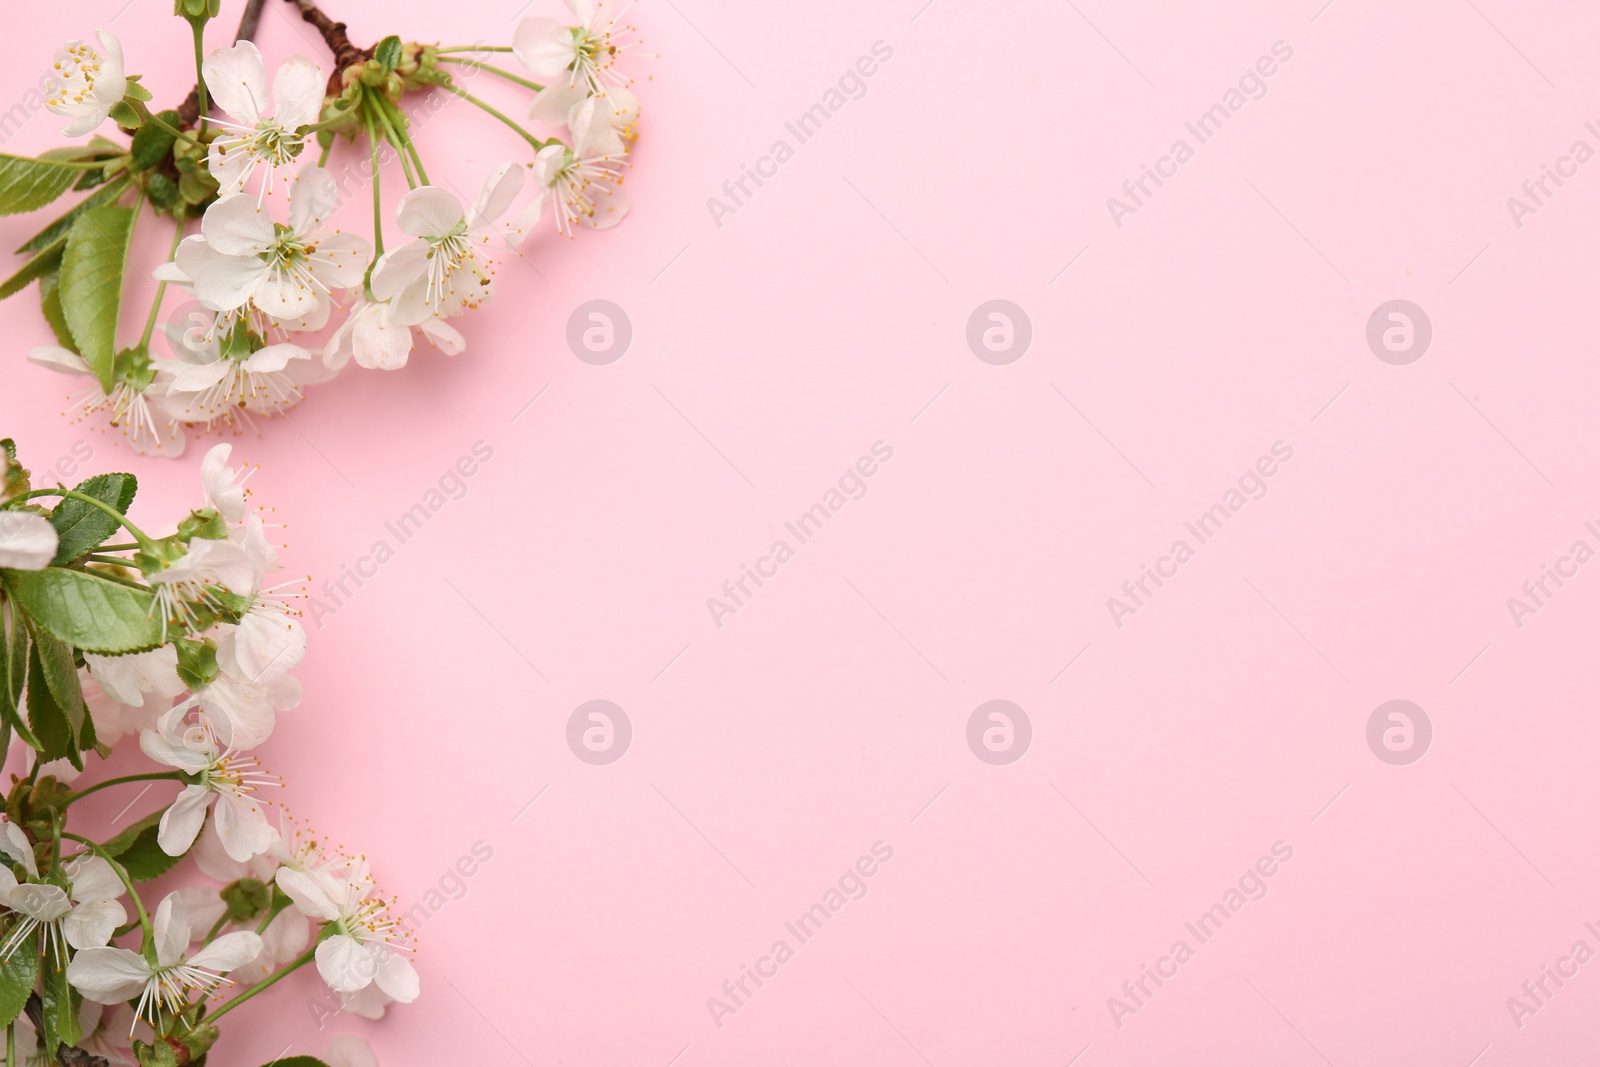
[63,898,126,950]
[66,947,150,1003]
[0,513,58,570]
[272,55,325,130]
[315,935,372,993]
[395,187,463,239]
[157,786,212,858]
[513,17,577,77]
[189,930,262,972]
[203,41,269,125]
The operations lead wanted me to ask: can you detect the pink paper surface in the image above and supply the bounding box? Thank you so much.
[4,0,1600,1063]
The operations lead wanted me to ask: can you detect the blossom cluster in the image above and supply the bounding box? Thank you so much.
[10,0,646,456]
[0,437,405,1066]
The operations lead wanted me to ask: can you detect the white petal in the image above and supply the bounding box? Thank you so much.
[157,786,212,858]
[289,165,340,233]
[0,823,36,879]
[418,317,465,356]
[215,792,273,862]
[513,18,578,77]
[202,195,275,257]
[27,345,89,376]
[64,855,125,903]
[305,232,371,291]
[152,891,192,968]
[275,867,343,922]
[325,1035,377,1067]
[466,163,525,231]
[272,55,325,130]
[203,41,269,125]
[529,82,590,127]
[315,935,372,993]
[0,513,59,570]
[188,930,262,972]
[395,186,463,239]
[63,898,126,950]
[368,242,428,302]
[373,948,419,1003]
[66,947,151,1003]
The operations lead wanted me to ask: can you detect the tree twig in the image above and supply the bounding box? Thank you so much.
[283,0,374,91]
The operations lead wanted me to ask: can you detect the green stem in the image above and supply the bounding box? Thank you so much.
[364,109,384,281]
[377,99,430,185]
[65,771,185,808]
[85,553,135,567]
[3,490,157,549]
[94,542,140,552]
[139,219,188,351]
[206,946,315,1022]
[440,84,546,151]
[191,20,210,134]
[201,912,229,948]
[141,110,201,146]
[437,56,545,92]
[61,832,152,954]
[370,102,416,189]
[436,45,514,53]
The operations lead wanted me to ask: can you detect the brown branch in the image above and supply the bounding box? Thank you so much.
[282,0,374,93]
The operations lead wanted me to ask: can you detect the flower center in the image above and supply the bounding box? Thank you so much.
[50,43,104,105]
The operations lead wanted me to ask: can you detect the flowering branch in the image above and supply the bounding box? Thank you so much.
[8,0,648,456]
[0,438,406,1066]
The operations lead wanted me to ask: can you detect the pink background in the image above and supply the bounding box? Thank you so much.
[4,0,1600,1063]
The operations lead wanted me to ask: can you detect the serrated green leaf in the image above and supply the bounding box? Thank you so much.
[0,602,37,750]
[59,204,135,393]
[27,623,82,739]
[17,178,131,254]
[0,154,87,216]
[0,237,64,301]
[0,932,38,1028]
[101,809,181,881]
[38,272,73,349]
[49,472,137,564]
[26,641,76,765]
[0,567,165,655]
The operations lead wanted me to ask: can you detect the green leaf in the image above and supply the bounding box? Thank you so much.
[102,809,181,881]
[38,273,74,350]
[59,204,135,393]
[254,1060,331,1067]
[39,953,80,1055]
[26,641,76,765]
[0,154,86,217]
[27,623,82,738]
[0,933,38,1028]
[0,567,166,655]
[130,111,179,171]
[0,237,64,301]
[0,602,37,750]
[17,178,131,254]
[374,35,404,73]
[49,472,137,564]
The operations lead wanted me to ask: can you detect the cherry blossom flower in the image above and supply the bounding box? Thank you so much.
[513,0,641,94]
[175,167,369,326]
[276,861,418,1003]
[44,32,127,136]
[202,41,324,195]
[369,164,525,326]
[139,704,275,860]
[26,347,187,457]
[0,828,126,960]
[67,891,262,1030]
